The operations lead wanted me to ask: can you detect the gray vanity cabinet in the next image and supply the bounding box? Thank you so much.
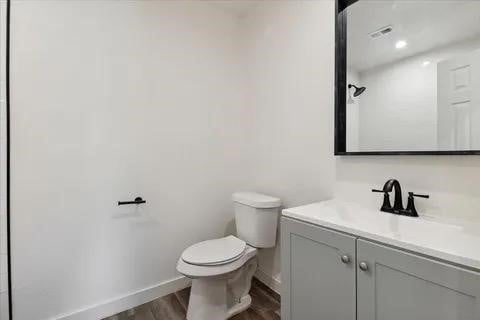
[281,217,480,320]
[281,218,357,320]
[357,239,480,320]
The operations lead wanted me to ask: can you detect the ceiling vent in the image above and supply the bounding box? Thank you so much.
[369,25,393,39]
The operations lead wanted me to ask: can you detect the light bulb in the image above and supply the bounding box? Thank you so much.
[395,40,407,49]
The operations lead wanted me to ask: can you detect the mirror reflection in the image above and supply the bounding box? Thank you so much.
[346,0,480,152]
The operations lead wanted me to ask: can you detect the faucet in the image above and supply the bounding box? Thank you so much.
[372,179,429,217]
[383,179,404,213]
[372,179,403,214]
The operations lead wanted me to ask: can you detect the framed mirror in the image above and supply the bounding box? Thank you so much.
[335,0,480,155]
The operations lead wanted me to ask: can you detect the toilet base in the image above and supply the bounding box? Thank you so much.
[186,257,257,320]
[226,293,252,318]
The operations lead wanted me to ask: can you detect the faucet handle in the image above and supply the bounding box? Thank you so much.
[409,192,430,199]
[405,192,429,217]
[372,189,392,212]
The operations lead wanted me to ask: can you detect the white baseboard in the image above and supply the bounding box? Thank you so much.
[56,276,191,320]
[254,269,281,295]
[54,270,278,320]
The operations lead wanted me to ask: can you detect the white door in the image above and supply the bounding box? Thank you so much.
[438,50,480,150]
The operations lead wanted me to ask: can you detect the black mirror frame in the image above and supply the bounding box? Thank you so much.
[334,0,480,156]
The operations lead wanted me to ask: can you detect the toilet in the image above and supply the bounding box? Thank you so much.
[177,192,281,320]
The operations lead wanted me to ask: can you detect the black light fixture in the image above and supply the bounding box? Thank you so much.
[348,84,366,97]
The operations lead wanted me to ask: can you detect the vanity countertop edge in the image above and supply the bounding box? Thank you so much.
[282,199,480,272]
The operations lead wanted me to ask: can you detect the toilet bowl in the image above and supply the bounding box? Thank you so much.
[176,192,281,320]
[177,236,258,320]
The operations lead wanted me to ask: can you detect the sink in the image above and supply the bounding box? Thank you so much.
[282,199,480,270]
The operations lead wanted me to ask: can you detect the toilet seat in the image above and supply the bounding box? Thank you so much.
[177,245,257,278]
[182,236,246,266]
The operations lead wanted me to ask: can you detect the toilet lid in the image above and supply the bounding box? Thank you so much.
[182,236,246,266]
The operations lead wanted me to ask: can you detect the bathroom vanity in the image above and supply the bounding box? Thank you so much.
[281,200,480,320]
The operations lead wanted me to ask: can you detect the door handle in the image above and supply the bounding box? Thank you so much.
[359,261,369,271]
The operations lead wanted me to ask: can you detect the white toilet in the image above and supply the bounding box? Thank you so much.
[177,192,281,320]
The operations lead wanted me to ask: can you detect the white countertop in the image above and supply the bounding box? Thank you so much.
[282,199,480,271]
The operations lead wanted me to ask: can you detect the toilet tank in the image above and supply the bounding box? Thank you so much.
[232,192,281,248]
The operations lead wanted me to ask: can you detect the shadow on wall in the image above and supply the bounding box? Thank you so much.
[224,218,237,238]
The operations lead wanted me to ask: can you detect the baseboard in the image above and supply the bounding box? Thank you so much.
[254,269,281,295]
[53,270,277,320]
[56,276,191,320]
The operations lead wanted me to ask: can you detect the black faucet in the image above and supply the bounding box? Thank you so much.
[372,179,429,217]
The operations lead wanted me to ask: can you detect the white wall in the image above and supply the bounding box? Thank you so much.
[242,0,335,286]
[356,37,480,151]
[336,156,480,224]
[9,3,338,315]
[11,1,250,319]
[358,56,437,151]
[0,0,9,319]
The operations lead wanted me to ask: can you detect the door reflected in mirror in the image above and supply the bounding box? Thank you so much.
[346,0,480,152]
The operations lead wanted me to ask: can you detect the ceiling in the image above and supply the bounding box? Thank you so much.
[347,0,480,71]
[208,1,260,18]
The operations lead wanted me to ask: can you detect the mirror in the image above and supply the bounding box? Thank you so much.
[336,0,480,155]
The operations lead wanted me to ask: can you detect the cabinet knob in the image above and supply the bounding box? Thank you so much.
[359,261,369,271]
[341,255,350,264]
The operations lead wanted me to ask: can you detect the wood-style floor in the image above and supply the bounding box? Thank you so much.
[103,278,281,320]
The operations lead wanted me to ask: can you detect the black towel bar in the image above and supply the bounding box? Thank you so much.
[118,197,146,206]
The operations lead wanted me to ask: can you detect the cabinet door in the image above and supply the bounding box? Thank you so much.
[281,217,356,320]
[357,239,480,320]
